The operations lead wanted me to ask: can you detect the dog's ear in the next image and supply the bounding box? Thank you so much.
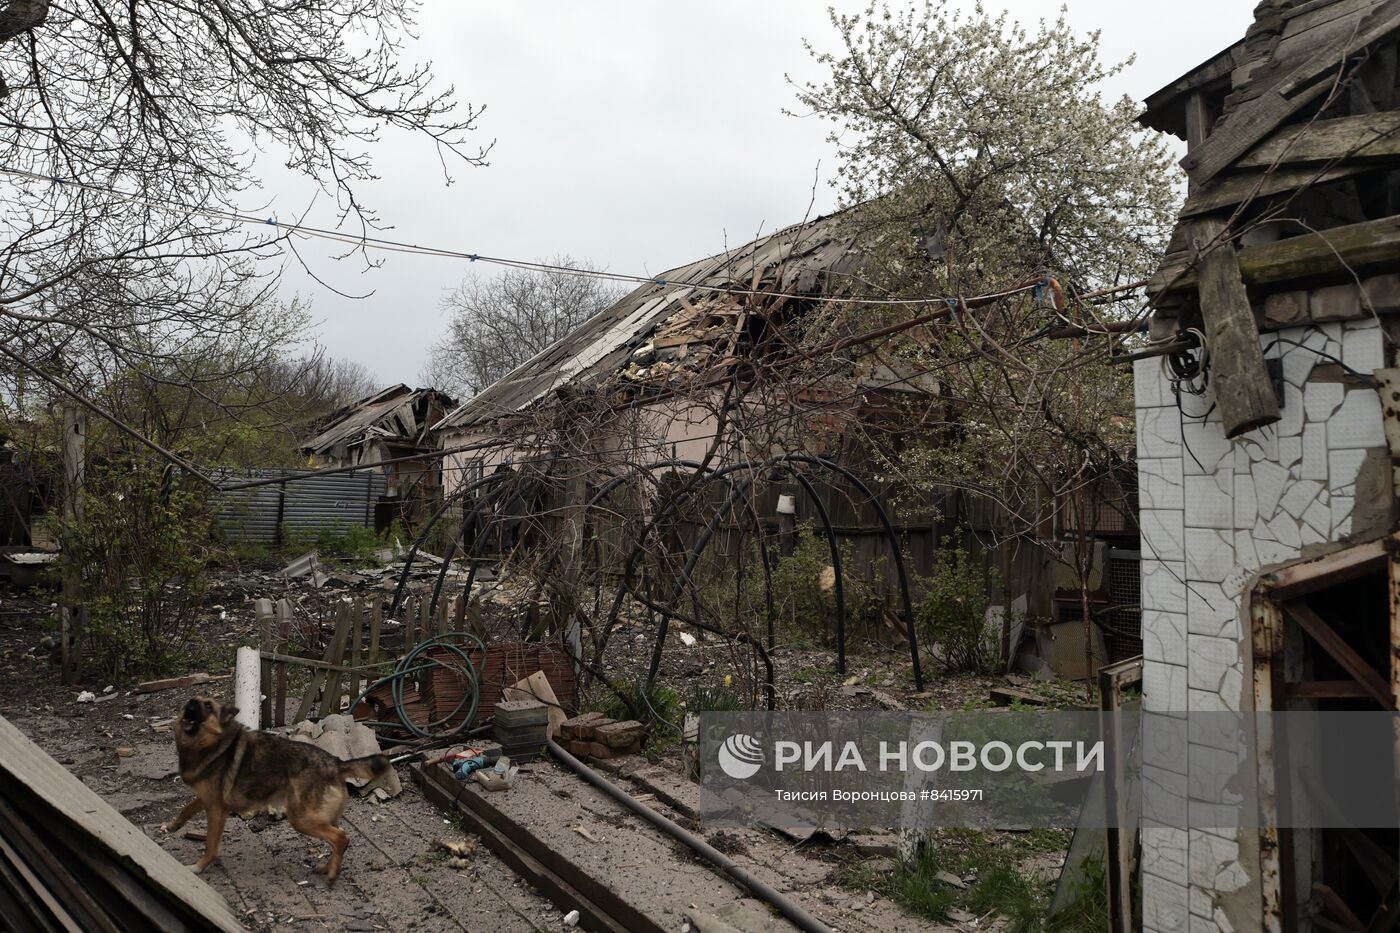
[218,704,239,725]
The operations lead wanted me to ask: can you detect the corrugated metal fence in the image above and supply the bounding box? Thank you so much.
[211,469,386,545]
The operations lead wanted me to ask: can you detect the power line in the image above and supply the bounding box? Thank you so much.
[0,165,1118,308]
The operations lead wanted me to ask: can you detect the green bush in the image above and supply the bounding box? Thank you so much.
[281,521,388,563]
[70,462,213,680]
[914,534,1000,673]
[592,682,681,726]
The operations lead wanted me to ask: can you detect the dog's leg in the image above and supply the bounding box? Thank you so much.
[192,804,227,873]
[292,818,349,883]
[162,797,204,833]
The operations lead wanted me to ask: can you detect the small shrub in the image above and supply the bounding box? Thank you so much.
[1047,855,1112,932]
[913,534,1000,673]
[593,682,681,726]
[71,462,213,680]
[681,683,744,712]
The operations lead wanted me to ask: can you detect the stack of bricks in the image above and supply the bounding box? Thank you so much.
[559,712,647,760]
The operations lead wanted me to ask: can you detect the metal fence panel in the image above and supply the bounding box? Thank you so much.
[211,469,385,545]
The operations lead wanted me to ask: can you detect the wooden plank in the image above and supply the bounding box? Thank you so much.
[1276,0,1400,97]
[0,717,243,932]
[258,651,377,674]
[1180,82,1330,186]
[294,611,345,724]
[1264,539,1388,599]
[347,600,364,709]
[318,601,355,719]
[412,764,651,933]
[1283,601,1394,709]
[1154,214,1400,295]
[1191,216,1281,437]
[1182,0,1400,184]
[414,766,634,933]
[420,595,434,645]
[133,672,221,695]
[1239,111,1400,169]
[368,598,382,664]
[452,592,466,635]
[1253,597,1286,933]
[1181,163,1372,216]
[403,596,417,652]
[1313,881,1366,930]
[274,599,292,728]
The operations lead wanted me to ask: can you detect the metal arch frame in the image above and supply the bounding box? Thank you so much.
[629,452,923,693]
[388,451,924,706]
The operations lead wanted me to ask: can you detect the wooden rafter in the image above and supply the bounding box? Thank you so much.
[1282,600,1394,709]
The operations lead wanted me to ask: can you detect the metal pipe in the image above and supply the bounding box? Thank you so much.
[546,739,833,933]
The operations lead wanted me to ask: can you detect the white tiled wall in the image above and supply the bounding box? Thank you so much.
[1133,319,1390,932]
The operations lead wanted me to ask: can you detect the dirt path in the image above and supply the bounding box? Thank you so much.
[0,639,570,932]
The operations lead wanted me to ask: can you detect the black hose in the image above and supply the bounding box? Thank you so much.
[547,739,833,933]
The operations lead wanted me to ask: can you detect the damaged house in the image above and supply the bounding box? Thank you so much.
[431,211,1143,674]
[301,384,456,526]
[1135,0,1400,930]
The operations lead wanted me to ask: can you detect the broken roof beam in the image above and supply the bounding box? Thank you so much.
[1237,110,1400,169]
[1191,216,1281,437]
[1180,0,1400,185]
[1151,212,1400,295]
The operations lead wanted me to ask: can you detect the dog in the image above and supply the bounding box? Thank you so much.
[163,694,388,882]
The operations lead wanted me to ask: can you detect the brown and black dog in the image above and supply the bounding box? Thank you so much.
[164,694,388,882]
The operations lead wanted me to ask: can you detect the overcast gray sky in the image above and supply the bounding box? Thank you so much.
[263,0,1257,388]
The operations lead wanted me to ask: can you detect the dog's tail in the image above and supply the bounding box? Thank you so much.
[339,754,390,781]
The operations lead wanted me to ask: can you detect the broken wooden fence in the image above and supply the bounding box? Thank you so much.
[253,594,578,735]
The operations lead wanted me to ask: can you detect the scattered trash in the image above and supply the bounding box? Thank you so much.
[433,838,477,868]
[562,909,580,927]
[934,869,967,889]
[572,825,598,843]
[115,747,136,758]
[75,691,95,703]
[279,550,329,588]
[678,632,696,647]
[473,755,518,791]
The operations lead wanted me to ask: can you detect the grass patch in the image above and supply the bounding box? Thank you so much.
[680,683,744,713]
[842,830,1080,932]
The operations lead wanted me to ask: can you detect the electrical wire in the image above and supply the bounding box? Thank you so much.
[0,166,1147,308]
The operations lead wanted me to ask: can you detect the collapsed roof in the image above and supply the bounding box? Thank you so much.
[302,385,456,456]
[434,210,876,433]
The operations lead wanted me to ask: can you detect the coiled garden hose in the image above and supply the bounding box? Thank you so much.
[349,632,486,741]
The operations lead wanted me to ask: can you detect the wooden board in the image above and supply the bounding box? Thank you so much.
[0,716,243,932]
[1191,216,1280,437]
[1181,0,1400,184]
[502,670,567,738]
[1283,600,1394,709]
[1153,214,1400,295]
[1238,111,1400,169]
